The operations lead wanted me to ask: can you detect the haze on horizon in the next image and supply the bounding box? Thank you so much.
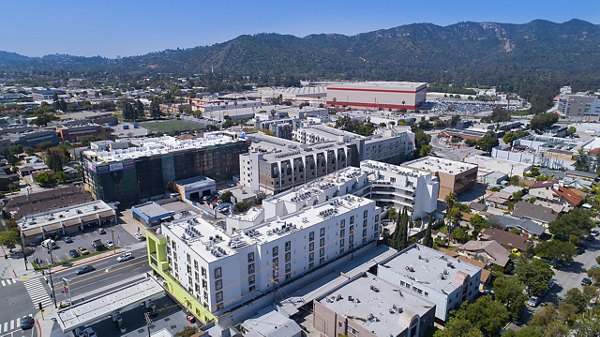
[1,0,599,58]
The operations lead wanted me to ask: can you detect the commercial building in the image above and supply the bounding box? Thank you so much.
[146,194,381,323]
[82,132,249,208]
[55,122,107,143]
[464,155,531,177]
[402,156,478,200]
[132,202,175,227]
[174,176,217,202]
[4,185,93,220]
[292,124,415,164]
[18,200,116,244]
[377,244,482,322]
[4,129,59,148]
[326,82,427,110]
[558,94,600,119]
[360,160,438,220]
[313,272,436,337]
[255,118,301,140]
[190,99,261,113]
[239,133,356,194]
[31,89,65,102]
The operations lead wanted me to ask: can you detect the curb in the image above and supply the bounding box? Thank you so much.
[51,249,124,274]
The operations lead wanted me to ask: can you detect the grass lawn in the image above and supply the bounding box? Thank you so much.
[142,119,207,134]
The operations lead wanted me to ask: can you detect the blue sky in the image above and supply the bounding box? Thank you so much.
[1,0,599,58]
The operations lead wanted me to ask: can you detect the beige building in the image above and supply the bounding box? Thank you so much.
[402,156,478,199]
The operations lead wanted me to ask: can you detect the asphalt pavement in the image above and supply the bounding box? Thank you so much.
[0,278,39,337]
[52,247,150,304]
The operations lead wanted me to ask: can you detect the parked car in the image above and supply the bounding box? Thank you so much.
[78,247,90,255]
[62,236,73,243]
[69,249,80,258]
[527,296,541,307]
[20,315,34,330]
[134,233,146,241]
[92,239,106,251]
[41,239,58,250]
[105,240,114,248]
[97,228,106,235]
[582,277,593,286]
[117,252,133,263]
[76,265,95,275]
[591,230,599,237]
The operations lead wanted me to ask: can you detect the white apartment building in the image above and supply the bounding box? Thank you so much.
[377,244,482,322]
[161,194,381,313]
[360,160,439,220]
[558,93,600,119]
[292,124,415,164]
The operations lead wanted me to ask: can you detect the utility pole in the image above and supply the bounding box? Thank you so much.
[47,248,57,308]
[20,232,28,270]
[111,229,116,253]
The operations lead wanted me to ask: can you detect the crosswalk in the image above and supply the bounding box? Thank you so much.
[0,278,17,287]
[0,317,24,335]
[23,278,52,309]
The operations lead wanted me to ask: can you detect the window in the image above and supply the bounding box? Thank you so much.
[285,263,291,273]
[285,273,291,280]
[248,275,255,285]
[272,246,279,257]
[363,210,368,218]
[273,257,279,266]
[350,216,355,224]
[363,219,368,227]
[249,285,256,292]
[309,231,315,241]
[216,291,223,302]
[309,262,314,269]
[201,267,207,278]
[248,263,255,274]
[285,252,291,262]
[375,215,379,222]
[340,238,345,247]
[320,228,325,237]
[214,267,222,279]
[363,229,367,237]
[309,252,314,262]
[285,241,291,252]
[215,279,222,291]
[320,237,325,247]
[319,247,325,257]
[309,242,314,251]
[319,257,325,264]
[186,254,191,264]
[202,279,207,290]
[247,252,255,262]
[340,229,346,237]
[339,248,344,254]
[340,219,346,228]
[194,260,198,271]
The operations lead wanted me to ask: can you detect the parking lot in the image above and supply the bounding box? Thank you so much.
[29,224,137,265]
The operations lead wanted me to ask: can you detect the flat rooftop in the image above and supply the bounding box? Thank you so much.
[361,159,429,178]
[259,141,349,162]
[403,156,477,175]
[380,244,481,295]
[84,132,243,164]
[56,276,164,332]
[132,202,174,219]
[246,132,299,152]
[165,195,374,262]
[265,166,365,204]
[296,124,364,141]
[18,200,114,232]
[319,272,434,337]
[176,176,216,189]
[328,81,428,91]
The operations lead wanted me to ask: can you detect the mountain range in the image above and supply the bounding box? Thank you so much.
[1,19,600,89]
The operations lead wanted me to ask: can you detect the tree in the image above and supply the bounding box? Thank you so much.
[469,214,489,228]
[422,217,434,248]
[174,326,198,337]
[150,99,162,118]
[515,259,554,296]
[530,112,558,132]
[219,191,233,203]
[135,99,145,119]
[34,172,56,187]
[452,227,468,243]
[567,126,577,136]
[454,295,509,337]
[529,305,559,328]
[0,229,20,250]
[502,327,543,337]
[121,101,136,120]
[481,106,511,123]
[434,317,483,337]
[476,132,499,153]
[575,149,591,172]
[392,208,409,250]
[564,288,587,313]
[503,130,529,146]
[587,267,600,284]
[549,208,594,239]
[413,128,432,159]
[535,240,577,263]
[493,276,528,321]
[445,192,457,210]
[388,207,397,220]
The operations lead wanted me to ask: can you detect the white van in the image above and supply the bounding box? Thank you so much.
[41,239,57,250]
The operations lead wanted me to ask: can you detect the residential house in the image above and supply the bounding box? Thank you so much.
[458,240,510,268]
[552,186,584,207]
[512,201,558,225]
[488,214,546,237]
[527,179,561,203]
[480,228,530,252]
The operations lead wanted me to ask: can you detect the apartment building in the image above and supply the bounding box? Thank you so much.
[313,272,436,337]
[558,93,600,119]
[292,124,415,164]
[146,194,381,323]
[239,133,357,194]
[82,132,249,207]
[377,244,482,322]
[402,156,478,200]
[360,160,439,220]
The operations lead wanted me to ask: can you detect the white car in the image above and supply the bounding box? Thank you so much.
[117,252,133,263]
[105,240,114,248]
[83,328,97,337]
[527,296,540,307]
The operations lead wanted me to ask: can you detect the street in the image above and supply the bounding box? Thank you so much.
[51,247,150,304]
[0,279,39,337]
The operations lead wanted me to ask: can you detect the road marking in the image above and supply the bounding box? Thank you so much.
[9,319,13,330]
[23,278,53,308]
[3,321,7,332]
[54,259,147,290]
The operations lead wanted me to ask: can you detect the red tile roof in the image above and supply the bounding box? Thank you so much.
[552,186,583,206]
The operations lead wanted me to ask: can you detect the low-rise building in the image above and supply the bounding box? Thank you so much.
[458,240,510,268]
[131,201,175,227]
[480,228,530,252]
[174,176,217,202]
[4,185,92,220]
[402,157,478,200]
[464,155,531,177]
[377,244,482,322]
[18,200,116,244]
[313,272,436,337]
[512,201,558,225]
[4,129,59,148]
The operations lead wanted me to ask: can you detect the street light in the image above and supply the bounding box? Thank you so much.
[47,247,58,308]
